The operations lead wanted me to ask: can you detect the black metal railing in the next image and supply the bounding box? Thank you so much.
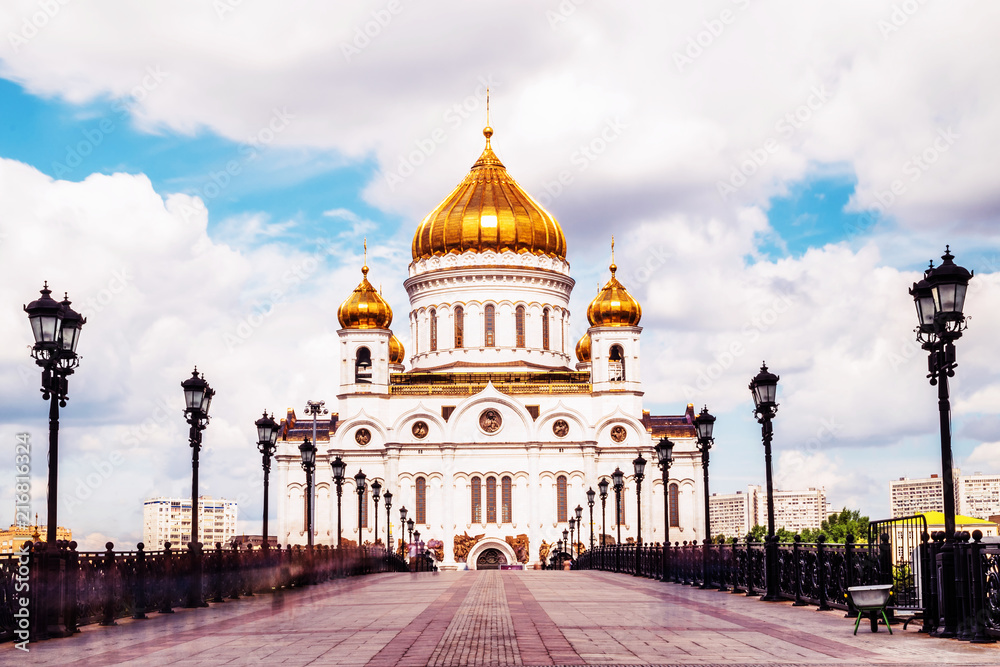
[1,540,410,644]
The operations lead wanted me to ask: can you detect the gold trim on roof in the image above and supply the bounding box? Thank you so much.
[411,127,567,261]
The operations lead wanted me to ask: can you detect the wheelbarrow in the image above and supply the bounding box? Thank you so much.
[847,584,893,635]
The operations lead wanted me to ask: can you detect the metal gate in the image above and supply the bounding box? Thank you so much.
[868,514,927,610]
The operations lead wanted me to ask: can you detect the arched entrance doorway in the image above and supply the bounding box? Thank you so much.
[476,548,507,570]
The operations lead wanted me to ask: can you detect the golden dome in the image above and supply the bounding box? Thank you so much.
[575,331,591,363]
[587,254,642,327]
[337,264,393,329]
[388,334,405,364]
[412,128,567,261]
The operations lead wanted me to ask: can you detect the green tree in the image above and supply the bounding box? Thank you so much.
[815,507,870,544]
[747,525,766,541]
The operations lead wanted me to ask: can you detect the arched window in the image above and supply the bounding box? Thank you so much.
[486,476,497,523]
[501,476,512,523]
[557,475,568,522]
[454,306,464,348]
[355,347,372,383]
[669,483,679,528]
[429,309,438,352]
[542,308,550,350]
[609,344,625,381]
[515,305,525,348]
[360,487,369,529]
[416,477,427,524]
[484,304,495,347]
[471,476,482,523]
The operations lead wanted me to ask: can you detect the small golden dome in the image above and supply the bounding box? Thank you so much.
[575,331,591,363]
[587,260,642,327]
[337,264,393,329]
[411,127,567,261]
[388,334,405,364]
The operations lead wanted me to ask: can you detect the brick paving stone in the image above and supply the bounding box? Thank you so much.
[4,570,1000,666]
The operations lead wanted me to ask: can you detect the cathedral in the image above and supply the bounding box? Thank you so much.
[274,123,704,569]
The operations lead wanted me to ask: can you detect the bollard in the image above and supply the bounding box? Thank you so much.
[100,542,118,626]
[133,542,148,619]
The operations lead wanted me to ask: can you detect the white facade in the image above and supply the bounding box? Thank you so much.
[960,473,1000,520]
[709,485,828,537]
[889,472,961,518]
[274,128,704,569]
[143,496,238,550]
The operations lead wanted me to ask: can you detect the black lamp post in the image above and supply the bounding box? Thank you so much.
[24,284,86,545]
[181,367,214,608]
[407,517,414,553]
[299,438,317,547]
[910,246,973,638]
[586,488,596,551]
[413,530,421,555]
[354,470,367,545]
[331,455,346,547]
[562,528,569,557]
[399,506,408,555]
[633,454,647,576]
[598,478,609,546]
[383,490,393,550]
[749,362,780,601]
[611,467,624,545]
[371,479,382,547]
[694,405,716,588]
[574,505,583,557]
[655,437,674,582]
[255,412,280,551]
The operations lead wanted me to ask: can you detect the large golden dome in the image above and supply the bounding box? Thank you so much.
[388,334,405,364]
[411,127,567,261]
[337,264,393,329]
[587,254,642,327]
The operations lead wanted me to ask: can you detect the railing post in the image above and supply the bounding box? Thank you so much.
[877,532,895,624]
[211,542,225,603]
[133,542,147,620]
[968,530,995,644]
[44,539,69,638]
[228,542,241,599]
[792,535,807,606]
[63,541,79,634]
[100,542,118,626]
[920,532,937,634]
[27,541,45,642]
[745,539,756,597]
[955,531,972,640]
[844,533,856,616]
[816,535,830,611]
[159,542,175,614]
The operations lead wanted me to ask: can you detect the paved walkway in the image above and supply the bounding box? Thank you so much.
[6,570,998,666]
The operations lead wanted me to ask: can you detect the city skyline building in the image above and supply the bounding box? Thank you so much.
[142,496,238,550]
[709,485,829,537]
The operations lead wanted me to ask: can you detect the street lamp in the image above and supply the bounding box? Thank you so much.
[299,438,317,547]
[562,528,569,557]
[655,437,674,581]
[407,517,414,553]
[399,506,408,555]
[749,362,780,601]
[633,453,647,576]
[598,478,609,546]
[24,284,86,545]
[383,490,393,551]
[694,405,716,588]
[331,455,346,546]
[910,246,973,638]
[611,467,625,545]
[180,367,214,607]
[569,517,576,560]
[354,470,367,545]
[586,488,596,551]
[255,412,280,551]
[574,505,583,557]
[371,479,382,547]
[413,530,421,555]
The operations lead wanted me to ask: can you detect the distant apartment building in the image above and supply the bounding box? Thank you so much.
[710,485,828,537]
[143,496,238,550]
[0,523,72,554]
[960,473,1000,520]
[888,470,967,519]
